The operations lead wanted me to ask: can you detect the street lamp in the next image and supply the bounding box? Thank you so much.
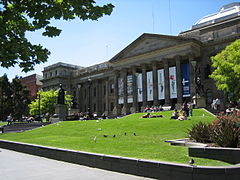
[38,89,42,122]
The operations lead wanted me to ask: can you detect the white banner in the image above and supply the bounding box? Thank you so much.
[147,71,153,101]
[137,73,143,102]
[118,77,124,104]
[158,69,165,100]
[169,66,177,99]
[127,75,133,103]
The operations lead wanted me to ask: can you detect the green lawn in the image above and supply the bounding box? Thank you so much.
[0,122,7,126]
[0,109,229,166]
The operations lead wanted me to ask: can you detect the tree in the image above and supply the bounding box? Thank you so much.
[0,74,31,120]
[0,0,114,72]
[0,74,12,121]
[210,39,240,101]
[29,89,72,116]
[11,76,31,119]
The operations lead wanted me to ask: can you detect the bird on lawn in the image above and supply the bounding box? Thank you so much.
[103,134,108,137]
[133,133,136,136]
[113,134,116,138]
[124,132,127,136]
[189,159,195,166]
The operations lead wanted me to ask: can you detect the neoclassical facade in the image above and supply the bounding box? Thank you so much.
[42,3,240,116]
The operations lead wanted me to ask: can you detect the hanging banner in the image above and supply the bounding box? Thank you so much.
[137,73,143,102]
[147,71,153,101]
[157,69,165,100]
[181,64,190,97]
[169,66,177,99]
[127,75,133,103]
[118,77,124,104]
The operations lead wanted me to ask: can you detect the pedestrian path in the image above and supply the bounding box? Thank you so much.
[0,148,154,180]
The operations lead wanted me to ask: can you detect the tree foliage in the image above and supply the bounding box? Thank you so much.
[11,77,31,119]
[29,89,72,116]
[0,74,31,120]
[0,74,12,120]
[210,39,240,100]
[0,0,114,72]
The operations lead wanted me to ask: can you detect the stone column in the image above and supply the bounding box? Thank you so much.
[176,56,183,106]
[164,60,170,105]
[131,66,138,113]
[141,64,147,111]
[122,69,129,115]
[152,62,158,106]
[104,79,109,116]
[189,55,196,98]
[113,71,120,116]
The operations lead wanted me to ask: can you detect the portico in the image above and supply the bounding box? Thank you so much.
[109,34,201,115]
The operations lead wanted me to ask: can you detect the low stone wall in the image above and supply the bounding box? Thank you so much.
[189,146,240,164]
[0,140,240,180]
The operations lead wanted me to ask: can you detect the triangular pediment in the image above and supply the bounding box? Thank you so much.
[110,33,190,62]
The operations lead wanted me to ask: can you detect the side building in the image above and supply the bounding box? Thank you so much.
[20,74,43,100]
[42,3,240,116]
[41,62,83,93]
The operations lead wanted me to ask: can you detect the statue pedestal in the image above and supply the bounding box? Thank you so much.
[55,104,68,121]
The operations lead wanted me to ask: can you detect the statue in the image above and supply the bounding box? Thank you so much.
[195,76,204,96]
[57,84,65,104]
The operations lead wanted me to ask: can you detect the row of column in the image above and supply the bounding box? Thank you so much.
[113,56,196,115]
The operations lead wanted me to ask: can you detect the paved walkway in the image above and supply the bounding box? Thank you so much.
[0,148,155,180]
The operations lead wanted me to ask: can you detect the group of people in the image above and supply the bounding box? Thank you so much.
[70,111,107,120]
[225,101,239,115]
[170,101,194,121]
[143,105,164,112]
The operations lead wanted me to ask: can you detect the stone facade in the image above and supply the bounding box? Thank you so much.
[42,4,240,116]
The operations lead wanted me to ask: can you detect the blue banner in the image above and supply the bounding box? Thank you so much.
[181,64,190,97]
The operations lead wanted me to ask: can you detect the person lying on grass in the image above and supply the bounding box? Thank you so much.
[141,113,163,118]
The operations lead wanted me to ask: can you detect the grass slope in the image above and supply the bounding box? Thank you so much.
[0,109,229,166]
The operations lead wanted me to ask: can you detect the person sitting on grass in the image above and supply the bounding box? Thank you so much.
[142,113,150,118]
[170,109,179,119]
[178,110,187,121]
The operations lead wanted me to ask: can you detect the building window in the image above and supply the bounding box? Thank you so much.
[50,72,52,77]
[55,70,58,76]
[206,89,213,105]
[204,64,211,79]
[104,103,106,111]
[110,83,114,94]
[103,85,106,96]
[110,102,114,111]
[94,104,96,112]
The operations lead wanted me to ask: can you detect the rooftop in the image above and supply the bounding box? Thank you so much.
[192,2,240,30]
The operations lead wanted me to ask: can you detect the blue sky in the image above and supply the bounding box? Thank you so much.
[1,0,236,80]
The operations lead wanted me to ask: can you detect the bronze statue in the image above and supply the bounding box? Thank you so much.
[57,84,65,104]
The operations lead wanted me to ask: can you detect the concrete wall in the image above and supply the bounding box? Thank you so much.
[0,140,239,180]
[189,146,240,164]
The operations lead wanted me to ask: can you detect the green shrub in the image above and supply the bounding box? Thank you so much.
[209,112,240,148]
[188,122,211,143]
